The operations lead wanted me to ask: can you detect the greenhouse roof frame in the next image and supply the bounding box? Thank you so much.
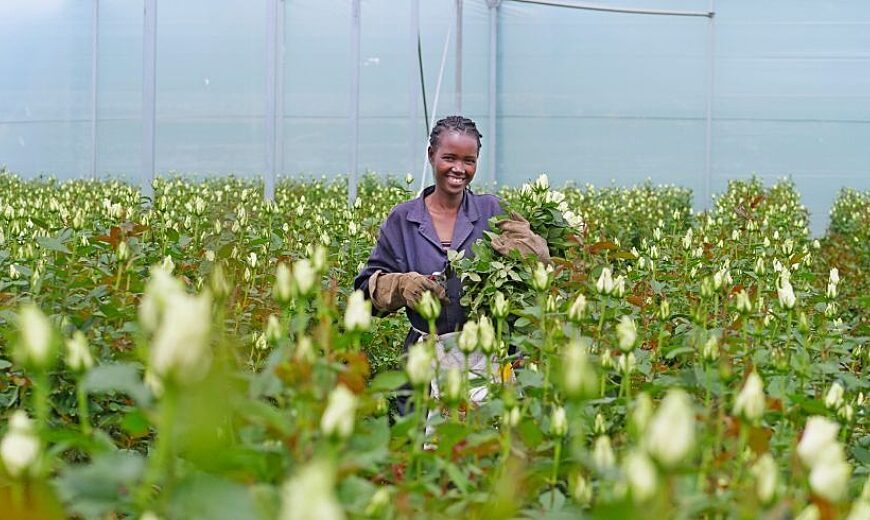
[129,0,716,205]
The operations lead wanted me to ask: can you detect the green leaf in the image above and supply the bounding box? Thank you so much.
[538,489,566,511]
[665,346,695,360]
[441,460,471,494]
[517,419,544,449]
[852,446,870,466]
[168,472,261,520]
[54,451,145,518]
[37,236,70,254]
[369,370,408,392]
[83,363,151,406]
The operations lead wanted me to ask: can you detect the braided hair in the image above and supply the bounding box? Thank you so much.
[428,115,483,153]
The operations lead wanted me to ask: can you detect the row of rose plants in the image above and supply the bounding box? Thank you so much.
[0,170,869,519]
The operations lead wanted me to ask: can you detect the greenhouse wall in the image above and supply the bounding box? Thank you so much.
[1,0,868,233]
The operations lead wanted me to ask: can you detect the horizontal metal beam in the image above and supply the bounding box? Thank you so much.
[509,0,713,17]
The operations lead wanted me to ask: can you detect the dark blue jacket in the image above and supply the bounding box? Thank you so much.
[354,185,503,350]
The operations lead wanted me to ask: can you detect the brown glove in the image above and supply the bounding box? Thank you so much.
[369,271,448,313]
[491,212,552,263]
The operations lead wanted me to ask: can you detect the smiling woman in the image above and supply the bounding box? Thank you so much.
[353,115,551,413]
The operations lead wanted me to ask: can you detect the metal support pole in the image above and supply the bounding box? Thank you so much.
[409,0,420,178]
[487,1,500,187]
[704,0,715,210]
[455,0,463,114]
[276,1,285,188]
[142,0,157,199]
[90,0,99,179]
[265,0,282,201]
[349,0,361,205]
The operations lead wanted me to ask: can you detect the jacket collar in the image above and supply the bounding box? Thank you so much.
[408,186,481,251]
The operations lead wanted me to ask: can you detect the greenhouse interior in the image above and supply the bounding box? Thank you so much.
[2,1,870,519]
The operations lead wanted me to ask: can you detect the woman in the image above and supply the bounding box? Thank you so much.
[354,116,548,392]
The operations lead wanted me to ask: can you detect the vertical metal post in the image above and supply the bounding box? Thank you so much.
[142,0,157,199]
[409,0,420,178]
[349,0,361,205]
[455,0,462,114]
[90,0,99,179]
[704,1,715,210]
[276,0,285,187]
[487,1,500,187]
[265,0,279,201]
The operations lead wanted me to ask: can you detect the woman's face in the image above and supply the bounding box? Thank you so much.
[428,131,479,197]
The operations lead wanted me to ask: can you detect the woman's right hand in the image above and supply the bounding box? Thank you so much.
[369,271,447,313]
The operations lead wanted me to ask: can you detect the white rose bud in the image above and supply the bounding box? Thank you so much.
[65,331,94,372]
[292,258,317,296]
[750,453,778,504]
[594,413,607,435]
[733,371,765,423]
[477,316,496,354]
[16,304,56,369]
[280,461,345,520]
[150,291,213,385]
[344,290,371,332]
[616,316,637,353]
[735,290,752,314]
[531,262,551,292]
[777,277,796,310]
[503,406,521,428]
[795,505,820,520]
[646,389,695,467]
[415,290,441,322]
[596,267,614,295]
[458,320,479,354]
[659,299,670,320]
[365,487,391,517]
[492,291,509,319]
[614,275,626,297]
[562,340,597,398]
[274,263,293,302]
[567,294,587,323]
[838,403,854,423]
[445,368,463,403]
[593,435,616,470]
[617,352,636,375]
[623,450,657,503]
[572,473,592,505]
[797,416,840,469]
[825,382,845,411]
[809,458,851,503]
[320,385,358,439]
[550,406,568,437]
[310,245,328,273]
[1,411,40,478]
[406,343,434,387]
[266,315,283,343]
[631,392,653,435]
[161,255,175,274]
[846,502,870,520]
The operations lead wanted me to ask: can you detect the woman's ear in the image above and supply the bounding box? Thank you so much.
[427,145,434,162]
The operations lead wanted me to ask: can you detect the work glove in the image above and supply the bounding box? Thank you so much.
[369,271,448,313]
[491,212,552,264]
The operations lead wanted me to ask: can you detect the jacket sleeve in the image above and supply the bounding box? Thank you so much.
[353,219,405,300]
